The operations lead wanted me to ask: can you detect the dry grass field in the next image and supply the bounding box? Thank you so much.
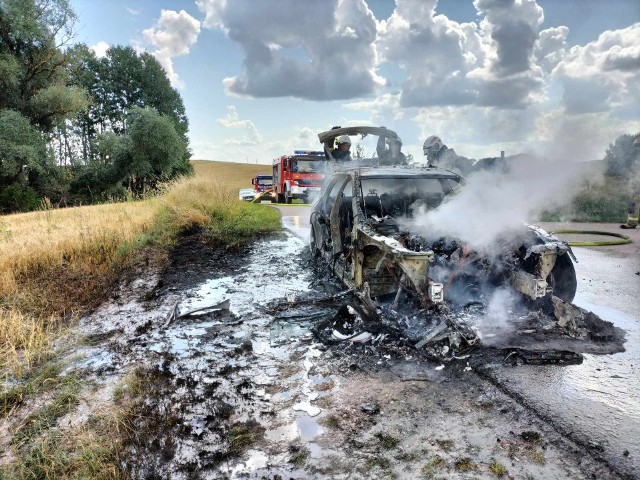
[191,159,272,191]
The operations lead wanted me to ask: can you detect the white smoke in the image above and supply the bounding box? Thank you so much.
[401,156,591,251]
[473,287,521,345]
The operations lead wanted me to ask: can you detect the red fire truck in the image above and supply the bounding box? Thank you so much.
[250,174,275,202]
[272,151,327,204]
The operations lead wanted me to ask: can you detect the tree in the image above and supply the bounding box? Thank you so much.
[604,133,639,178]
[65,45,191,169]
[0,0,89,132]
[0,108,58,211]
[70,107,192,201]
[115,107,190,195]
[68,46,188,143]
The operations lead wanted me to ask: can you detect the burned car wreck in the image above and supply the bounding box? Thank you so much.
[309,127,624,361]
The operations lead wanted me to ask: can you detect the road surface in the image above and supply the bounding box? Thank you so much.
[276,204,640,478]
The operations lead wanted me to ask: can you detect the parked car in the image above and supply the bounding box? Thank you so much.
[238,188,256,201]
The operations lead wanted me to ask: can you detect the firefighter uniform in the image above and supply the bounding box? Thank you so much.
[621,193,640,229]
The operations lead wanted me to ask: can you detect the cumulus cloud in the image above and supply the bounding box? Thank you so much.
[553,24,640,77]
[143,9,201,88]
[550,23,640,116]
[196,0,384,100]
[376,0,547,109]
[89,41,110,58]
[535,26,568,72]
[474,0,544,77]
[217,106,263,145]
[344,93,404,125]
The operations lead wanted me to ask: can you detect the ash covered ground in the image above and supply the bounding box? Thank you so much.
[63,230,637,479]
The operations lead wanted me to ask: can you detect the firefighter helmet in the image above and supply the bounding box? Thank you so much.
[423,135,444,156]
[337,135,351,145]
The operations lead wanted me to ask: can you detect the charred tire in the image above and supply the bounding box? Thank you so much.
[276,193,285,204]
[547,254,577,303]
[285,191,293,204]
[309,225,320,257]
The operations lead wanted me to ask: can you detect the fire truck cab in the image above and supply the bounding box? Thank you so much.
[272,151,327,204]
[251,174,274,200]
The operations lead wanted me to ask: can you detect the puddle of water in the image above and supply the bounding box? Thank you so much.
[309,442,323,459]
[228,449,269,477]
[297,416,323,440]
[272,390,294,402]
[281,215,312,242]
[488,296,640,473]
[559,297,640,419]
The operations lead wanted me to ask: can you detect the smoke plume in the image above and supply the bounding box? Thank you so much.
[401,157,592,251]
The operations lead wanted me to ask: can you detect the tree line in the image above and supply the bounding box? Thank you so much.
[0,0,192,213]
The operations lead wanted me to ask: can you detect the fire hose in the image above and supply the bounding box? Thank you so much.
[550,229,632,247]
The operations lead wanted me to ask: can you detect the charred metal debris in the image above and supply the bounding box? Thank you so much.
[297,138,626,362]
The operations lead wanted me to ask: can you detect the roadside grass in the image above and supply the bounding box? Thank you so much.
[538,177,629,223]
[2,371,144,480]
[157,175,281,247]
[0,161,281,477]
[0,161,280,378]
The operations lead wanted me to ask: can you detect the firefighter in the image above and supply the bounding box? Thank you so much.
[620,135,640,229]
[423,135,473,175]
[376,130,406,165]
[333,135,352,161]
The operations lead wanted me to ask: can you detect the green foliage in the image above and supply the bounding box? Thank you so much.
[0,3,193,210]
[120,106,190,194]
[605,133,639,178]
[540,173,631,223]
[569,186,629,222]
[0,109,49,179]
[0,109,62,211]
[540,133,639,222]
[203,202,281,245]
[0,182,40,212]
[11,375,81,447]
[227,420,265,456]
[0,0,81,131]
[421,455,445,478]
[68,45,189,144]
[29,84,90,125]
[489,458,507,476]
[375,432,400,449]
[1,362,64,417]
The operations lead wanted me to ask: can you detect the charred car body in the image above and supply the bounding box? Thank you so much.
[310,127,621,358]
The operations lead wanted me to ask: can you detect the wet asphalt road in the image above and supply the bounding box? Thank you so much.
[276,205,640,478]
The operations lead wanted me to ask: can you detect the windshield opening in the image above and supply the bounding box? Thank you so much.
[292,159,326,173]
[360,177,460,218]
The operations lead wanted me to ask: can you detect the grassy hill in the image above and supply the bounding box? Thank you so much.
[191,160,273,191]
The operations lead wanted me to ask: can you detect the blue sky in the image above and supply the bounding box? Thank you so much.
[70,0,640,164]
